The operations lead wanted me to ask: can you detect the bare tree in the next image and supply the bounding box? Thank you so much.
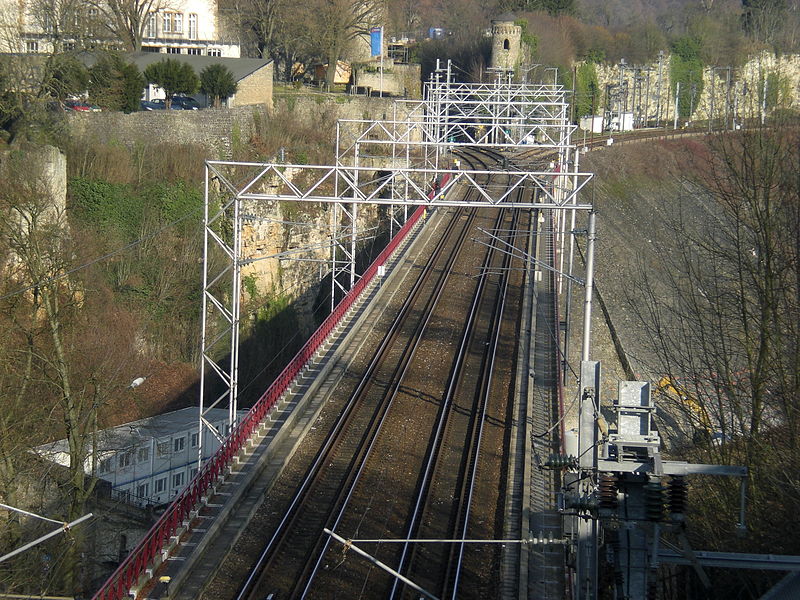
[303,0,382,89]
[387,0,421,38]
[0,147,138,592]
[622,125,800,561]
[91,0,171,51]
[742,0,789,45]
[222,0,313,78]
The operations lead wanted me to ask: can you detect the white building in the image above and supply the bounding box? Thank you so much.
[0,0,239,57]
[35,408,243,507]
[139,0,239,57]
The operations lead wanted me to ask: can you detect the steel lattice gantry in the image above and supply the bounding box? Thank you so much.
[197,73,586,467]
[328,74,577,309]
[198,159,592,454]
[423,78,575,149]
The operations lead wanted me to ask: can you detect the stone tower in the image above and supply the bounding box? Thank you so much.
[490,13,522,73]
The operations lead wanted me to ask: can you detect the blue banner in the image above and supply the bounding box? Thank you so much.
[370,27,382,57]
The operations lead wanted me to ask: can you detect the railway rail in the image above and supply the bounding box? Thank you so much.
[390,158,527,600]
[220,147,536,600]
[237,199,483,600]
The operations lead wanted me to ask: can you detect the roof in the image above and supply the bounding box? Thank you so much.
[72,51,272,82]
[127,52,272,82]
[493,13,518,23]
[35,407,244,457]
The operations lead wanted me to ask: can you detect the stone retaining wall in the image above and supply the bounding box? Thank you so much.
[65,105,267,158]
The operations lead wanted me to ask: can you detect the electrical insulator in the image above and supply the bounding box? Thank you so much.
[565,492,597,514]
[668,476,688,516]
[545,454,578,470]
[644,480,664,521]
[598,473,619,510]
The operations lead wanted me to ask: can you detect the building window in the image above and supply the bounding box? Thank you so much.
[98,457,112,474]
[172,471,184,489]
[187,48,201,55]
[188,13,197,39]
[145,13,156,38]
[190,432,199,447]
[162,12,182,34]
[137,446,149,463]
[154,477,167,493]
[156,440,170,457]
[26,41,38,53]
[173,436,185,453]
[62,41,75,52]
[168,47,182,54]
[86,6,98,34]
[207,48,221,57]
[190,467,198,479]
[137,483,149,497]
[118,451,133,469]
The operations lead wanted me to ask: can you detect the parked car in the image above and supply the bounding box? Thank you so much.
[64,100,92,112]
[139,97,201,111]
[171,96,200,110]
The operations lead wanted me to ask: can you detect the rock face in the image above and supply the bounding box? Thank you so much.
[592,51,800,125]
[35,144,68,212]
[240,178,380,333]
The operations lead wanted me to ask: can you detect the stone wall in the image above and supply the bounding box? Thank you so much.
[273,92,411,122]
[66,93,421,159]
[65,105,267,158]
[352,63,422,98]
[234,62,274,109]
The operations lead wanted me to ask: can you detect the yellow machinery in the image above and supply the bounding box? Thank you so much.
[656,376,713,433]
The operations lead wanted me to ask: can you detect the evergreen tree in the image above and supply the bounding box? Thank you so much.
[89,52,145,113]
[199,64,238,108]
[669,36,704,120]
[143,59,199,108]
[575,60,599,120]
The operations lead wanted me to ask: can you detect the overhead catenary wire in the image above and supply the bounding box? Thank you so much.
[0,512,93,565]
[0,503,65,526]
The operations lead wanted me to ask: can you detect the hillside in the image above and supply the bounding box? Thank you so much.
[573,129,800,595]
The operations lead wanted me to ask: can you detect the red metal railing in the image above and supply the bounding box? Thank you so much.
[93,203,428,600]
[550,210,567,453]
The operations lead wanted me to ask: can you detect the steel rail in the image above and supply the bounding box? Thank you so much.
[448,205,523,600]
[237,190,478,600]
[389,148,522,599]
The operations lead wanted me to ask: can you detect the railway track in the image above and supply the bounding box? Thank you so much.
[391,159,528,600]
[236,207,481,599]
[231,128,703,600]
[228,148,534,600]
